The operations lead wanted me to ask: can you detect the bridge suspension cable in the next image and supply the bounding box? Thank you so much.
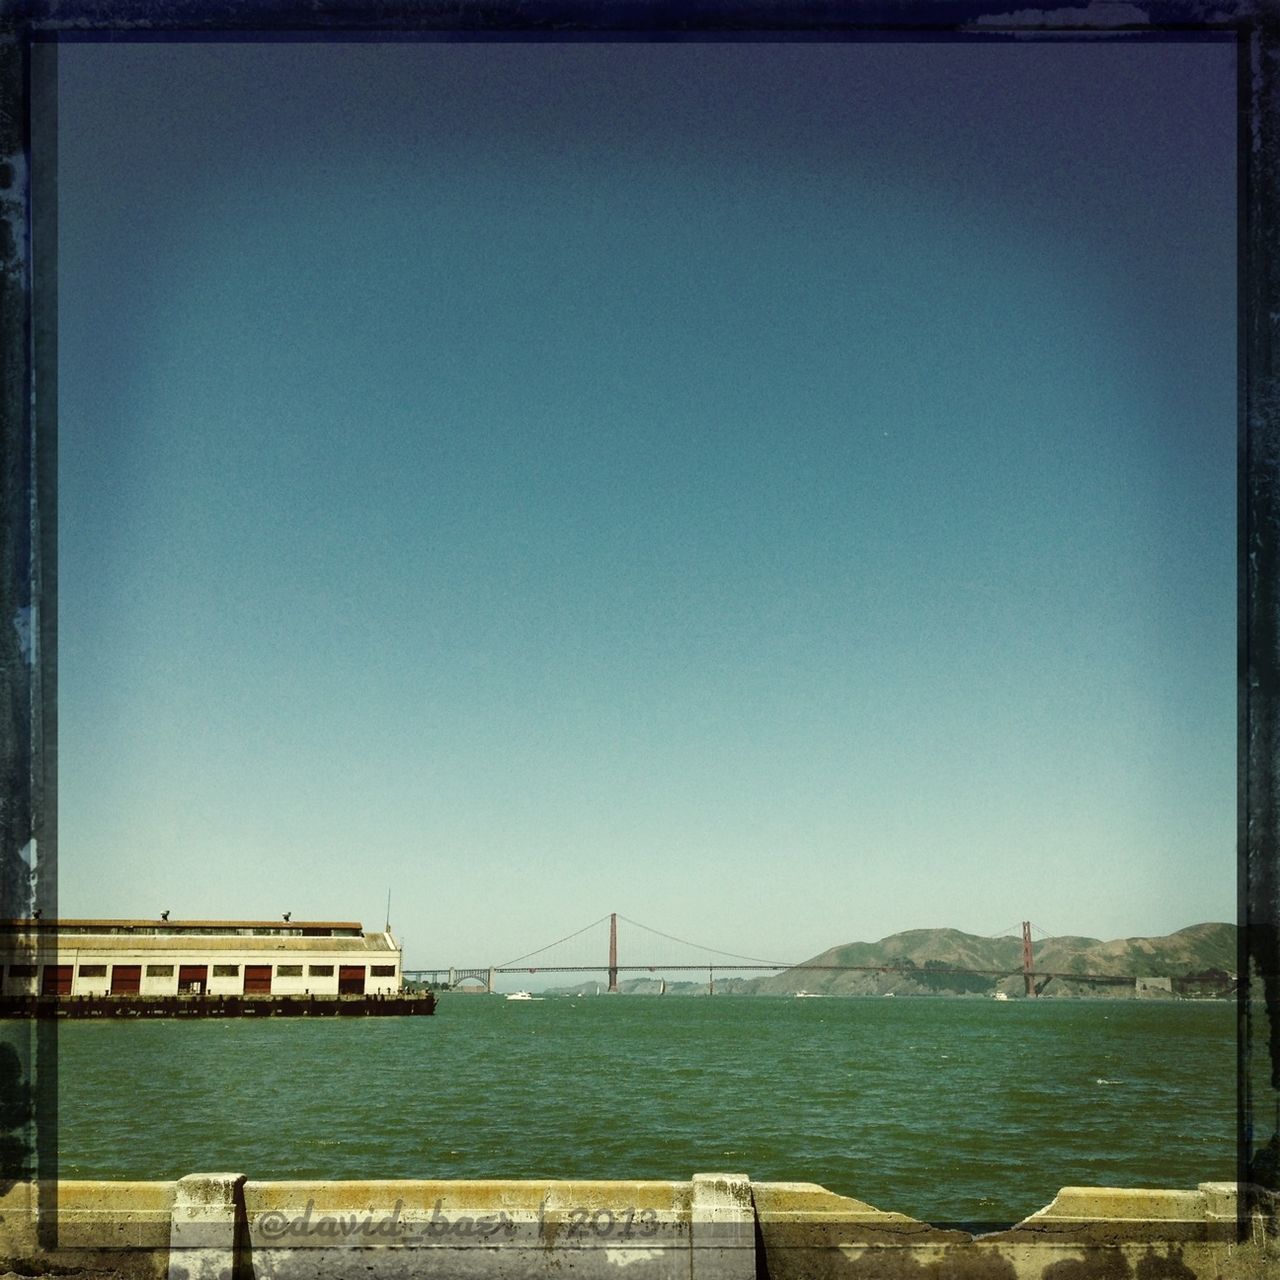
[615,913,792,967]
[497,913,612,969]
[985,921,1054,941]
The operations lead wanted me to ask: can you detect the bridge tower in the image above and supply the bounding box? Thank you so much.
[1022,921,1037,997]
[608,913,619,992]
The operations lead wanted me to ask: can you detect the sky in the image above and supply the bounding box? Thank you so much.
[54,39,1237,971]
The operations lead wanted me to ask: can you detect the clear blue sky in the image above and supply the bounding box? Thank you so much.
[55,40,1237,968]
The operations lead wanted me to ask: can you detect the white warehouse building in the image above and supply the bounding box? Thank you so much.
[0,919,403,998]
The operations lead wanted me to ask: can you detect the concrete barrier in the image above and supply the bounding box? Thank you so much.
[752,1180,1277,1278]
[0,1179,173,1277]
[244,1176,744,1278]
[0,1174,1272,1279]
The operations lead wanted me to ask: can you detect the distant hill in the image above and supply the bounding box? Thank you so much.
[741,923,1236,998]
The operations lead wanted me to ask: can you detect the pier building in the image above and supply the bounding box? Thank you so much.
[0,918,404,998]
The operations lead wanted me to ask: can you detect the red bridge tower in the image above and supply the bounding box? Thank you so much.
[608,912,619,992]
[1022,921,1037,998]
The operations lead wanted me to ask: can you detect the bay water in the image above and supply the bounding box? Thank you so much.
[51,993,1233,1227]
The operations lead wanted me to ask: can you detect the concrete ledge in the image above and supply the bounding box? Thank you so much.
[0,1178,174,1278]
[990,1185,1212,1245]
[753,1180,981,1279]
[0,1175,1273,1280]
[753,1180,968,1237]
[243,1176,748,1278]
[750,1181,1280,1280]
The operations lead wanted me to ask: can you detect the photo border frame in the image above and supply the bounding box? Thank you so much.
[0,0,1272,1256]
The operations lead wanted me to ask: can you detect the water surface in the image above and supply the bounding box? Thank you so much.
[49,994,1233,1227]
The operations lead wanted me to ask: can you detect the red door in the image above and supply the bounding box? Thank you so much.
[338,966,365,995]
[110,965,141,995]
[244,965,272,994]
[41,965,72,995]
[178,965,207,994]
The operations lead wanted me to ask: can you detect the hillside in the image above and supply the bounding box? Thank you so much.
[742,922,1236,998]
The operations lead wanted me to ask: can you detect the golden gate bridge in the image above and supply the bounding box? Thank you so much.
[404,913,1229,996]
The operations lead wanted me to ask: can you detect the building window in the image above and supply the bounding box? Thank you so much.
[77,965,107,977]
[212,965,239,977]
[276,965,303,977]
[308,965,334,976]
[146,965,174,977]
[9,965,36,978]
[371,965,396,977]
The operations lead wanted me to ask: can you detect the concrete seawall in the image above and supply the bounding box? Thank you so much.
[0,1175,1273,1279]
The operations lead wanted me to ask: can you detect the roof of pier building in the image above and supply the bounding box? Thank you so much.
[0,920,397,951]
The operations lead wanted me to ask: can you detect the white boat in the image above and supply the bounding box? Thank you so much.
[991,991,1010,1001]
[506,991,541,1001]
[794,990,827,998]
